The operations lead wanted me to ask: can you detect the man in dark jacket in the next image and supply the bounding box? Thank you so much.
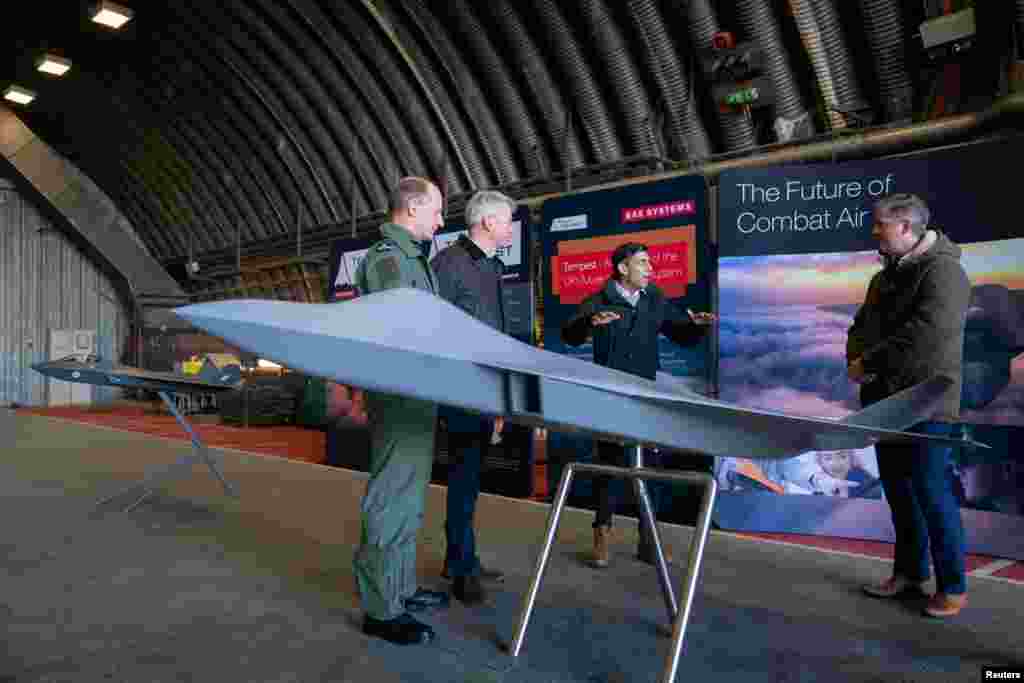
[562,242,716,568]
[430,190,517,604]
[847,193,971,618]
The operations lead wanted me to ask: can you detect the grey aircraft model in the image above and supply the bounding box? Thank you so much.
[172,287,987,683]
[31,354,242,512]
[173,287,984,459]
[31,354,242,395]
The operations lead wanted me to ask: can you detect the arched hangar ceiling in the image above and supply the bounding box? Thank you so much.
[1,1,1017,276]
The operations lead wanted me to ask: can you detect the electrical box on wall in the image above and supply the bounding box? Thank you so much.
[920,7,976,61]
[47,329,96,406]
[699,40,776,112]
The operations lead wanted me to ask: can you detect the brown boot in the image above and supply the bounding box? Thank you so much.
[591,525,611,568]
[923,592,967,618]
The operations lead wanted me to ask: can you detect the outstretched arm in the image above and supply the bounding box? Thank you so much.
[661,300,715,347]
[562,298,619,346]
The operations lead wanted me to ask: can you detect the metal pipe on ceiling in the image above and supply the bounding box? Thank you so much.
[520,92,1024,206]
[857,0,915,123]
[171,93,1024,273]
[359,0,473,189]
[629,0,713,159]
[790,0,867,131]
[484,0,583,176]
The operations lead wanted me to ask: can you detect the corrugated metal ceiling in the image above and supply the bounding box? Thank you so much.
[0,0,1015,278]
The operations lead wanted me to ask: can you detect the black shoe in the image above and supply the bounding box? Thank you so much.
[403,587,450,612]
[442,561,505,583]
[479,564,505,583]
[452,575,487,605]
[363,613,435,645]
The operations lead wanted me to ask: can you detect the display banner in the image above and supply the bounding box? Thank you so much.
[715,137,1024,559]
[540,176,714,519]
[326,235,375,302]
[542,176,711,380]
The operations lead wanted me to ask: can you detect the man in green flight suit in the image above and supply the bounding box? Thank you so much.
[354,176,450,645]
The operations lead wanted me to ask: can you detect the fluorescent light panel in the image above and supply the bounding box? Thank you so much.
[3,85,36,105]
[91,1,133,29]
[36,54,72,76]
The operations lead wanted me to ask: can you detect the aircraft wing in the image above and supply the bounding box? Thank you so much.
[174,288,986,460]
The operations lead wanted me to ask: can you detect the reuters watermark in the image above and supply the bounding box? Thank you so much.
[983,667,1023,680]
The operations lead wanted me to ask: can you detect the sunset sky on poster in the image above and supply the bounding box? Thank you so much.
[720,239,1024,309]
[718,239,1024,426]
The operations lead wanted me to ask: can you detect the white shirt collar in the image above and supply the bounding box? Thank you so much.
[614,281,644,307]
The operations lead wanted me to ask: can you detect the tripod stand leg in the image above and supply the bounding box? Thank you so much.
[92,391,238,513]
[160,392,236,497]
[634,476,678,624]
[510,463,576,658]
[660,474,717,683]
[630,445,678,625]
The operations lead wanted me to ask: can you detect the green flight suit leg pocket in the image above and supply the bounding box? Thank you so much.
[353,393,437,619]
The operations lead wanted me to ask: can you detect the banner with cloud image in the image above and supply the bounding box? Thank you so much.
[714,136,1024,559]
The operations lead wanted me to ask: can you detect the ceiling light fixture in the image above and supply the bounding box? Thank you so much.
[3,85,37,105]
[90,1,134,29]
[36,54,72,77]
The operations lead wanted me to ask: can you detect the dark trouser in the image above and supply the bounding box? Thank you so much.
[443,407,494,578]
[592,441,667,550]
[876,421,966,595]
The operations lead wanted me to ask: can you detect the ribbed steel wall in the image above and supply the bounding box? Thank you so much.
[0,179,128,407]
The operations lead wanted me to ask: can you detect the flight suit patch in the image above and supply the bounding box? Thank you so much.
[375,256,400,284]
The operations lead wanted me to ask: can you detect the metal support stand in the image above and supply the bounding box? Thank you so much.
[94,391,238,513]
[509,444,717,683]
[631,446,679,624]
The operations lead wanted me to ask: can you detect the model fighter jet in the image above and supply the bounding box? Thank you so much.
[172,287,987,683]
[31,354,242,395]
[173,288,984,459]
[31,354,243,512]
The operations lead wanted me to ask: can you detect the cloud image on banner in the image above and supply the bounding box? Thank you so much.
[714,242,1024,558]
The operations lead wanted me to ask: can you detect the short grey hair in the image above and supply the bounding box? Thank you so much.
[389,176,436,213]
[874,193,930,236]
[465,190,516,227]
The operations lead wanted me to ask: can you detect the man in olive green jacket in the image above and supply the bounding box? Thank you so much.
[847,193,971,619]
[353,177,449,645]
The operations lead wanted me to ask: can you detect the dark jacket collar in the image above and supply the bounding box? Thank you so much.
[457,234,505,275]
[457,234,490,261]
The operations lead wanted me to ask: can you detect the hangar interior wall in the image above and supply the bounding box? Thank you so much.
[0,176,128,407]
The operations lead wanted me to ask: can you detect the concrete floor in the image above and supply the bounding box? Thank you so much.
[3,409,1022,682]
